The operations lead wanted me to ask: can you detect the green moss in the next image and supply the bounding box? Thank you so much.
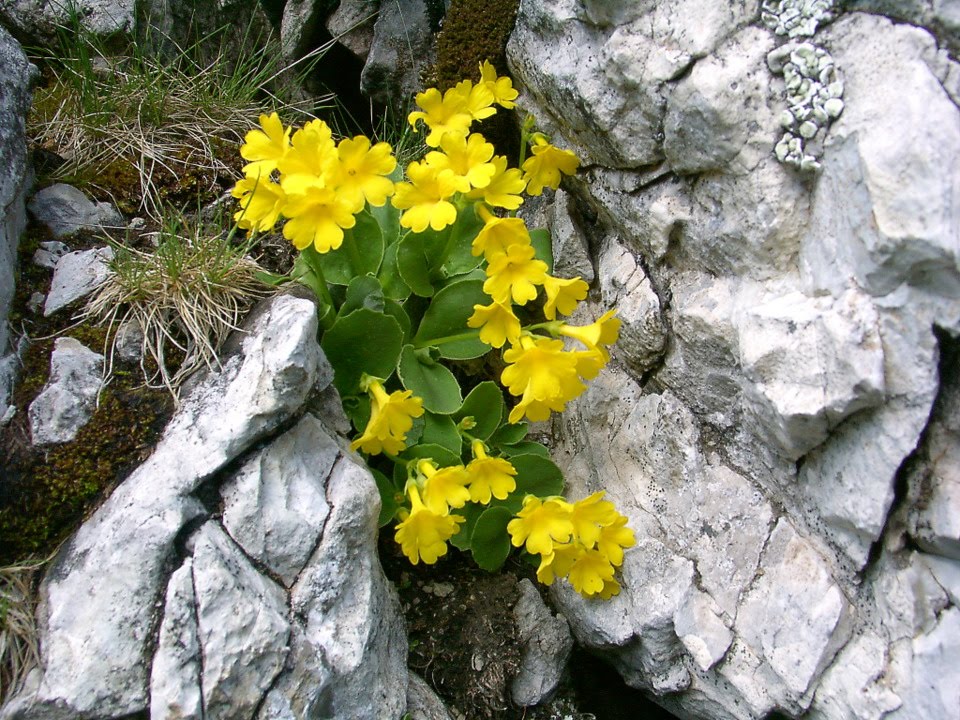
[0,327,173,566]
[433,0,522,162]
[1,227,173,566]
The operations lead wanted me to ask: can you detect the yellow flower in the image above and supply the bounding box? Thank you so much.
[542,274,589,320]
[454,79,497,122]
[425,133,496,192]
[597,514,635,567]
[350,378,425,456]
[391,161,461,232]
[240,112,290,176]
[483,244,548,305]
[335,136,397,207]
[231,174,285,232]
[595,578,622,600]
[557,309,621,361]
[571,348,608,381]
[535,542,582,586]
[467,300,521,348]
[479,60,518,109]
[419,459,471,514]
[276,118,338,182]
[408,86,474,147]
[466,156,526,210]
[471,209,530,260]
[281,177,359,253]
[395,485,464,565]
[465,440,517,504]
[569,491,619,548]
[522,134,579,195]
[501,335,585,424]
[567,548,617,597]
[507,495,574,556]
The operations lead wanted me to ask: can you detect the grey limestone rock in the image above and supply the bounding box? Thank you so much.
[406,672,454,720]
[0,0,134,45]
[27,336,104,445]
[0,26,35,419]
[43,246,114,316]
[28,183,122,239]
[360,0,434,105]
[150,561,203,720]
[511,580,573,707]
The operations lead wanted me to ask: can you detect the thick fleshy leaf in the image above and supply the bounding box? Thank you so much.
[401,442,462,468]
[454,382,504,440]
[339,275,384,317]
[488,422,529,448]
[449,501,485,551]
[529,228,554,274]
[500,441,551,458]
[396,231,437,297]
[316,210,385,284]
[470,506,514,571]
[421,412,462,455]
[369,171,402,244]
[321,308,403,395]
[383,298,412,343]
[373,468,403,528]
[412,279,490,360]
[397,344,463,414]
[379,241,412,300]
[498,453,564,513]
[441,203,485,276]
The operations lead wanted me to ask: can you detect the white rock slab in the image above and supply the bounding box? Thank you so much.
[801,15,960,298]
[0,295,322,719]
[737,518,852,701]
[28,336,104,445]
[674,589,733,673]
[808,630,902,720]
[190,522,290,719]
[735,287,885,460]
[150,560,203,720]
[221,413,338,587]
[43,246,114,316]
[262,455,408,719]
[597,239,666,375]
[886,607,960,720]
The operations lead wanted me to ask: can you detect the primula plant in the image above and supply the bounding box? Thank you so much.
[232,61,635,599]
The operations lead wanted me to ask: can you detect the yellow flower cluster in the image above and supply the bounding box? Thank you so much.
[350,377,424,456]
[394,444,518,565]
[466,203,621,424]
[232,114,397,253]
[395,62,579,231]
[507,492,635,599]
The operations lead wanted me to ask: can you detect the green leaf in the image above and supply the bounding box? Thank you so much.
[383,299,412,343]
[441,203,485,276]
[254,269,291,287]
[500,441,551,458]
[316,210,385,284]
[449,501,485,551]
[421,412,462,455]
[397,344,463,414]
[488,422,529,447]
[470,506,514,571]
[339,275,384,317]
[379,241,412,300]
[320,308,403,395]
[372,469,403,528]
[396,232,439,297]
[292,254,328,299]
[412,278,490,360]
[401,443,462,468]
[529,228,554,274]
[498,453,565,513]
[454,382,504,440]
[369,182,401,245]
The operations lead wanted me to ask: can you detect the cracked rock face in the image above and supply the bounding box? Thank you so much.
[0,295,408,720]
[510,1,960,718]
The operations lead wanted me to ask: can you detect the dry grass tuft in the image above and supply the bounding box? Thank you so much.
[84,214,272,396]
[0,562,44,705]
